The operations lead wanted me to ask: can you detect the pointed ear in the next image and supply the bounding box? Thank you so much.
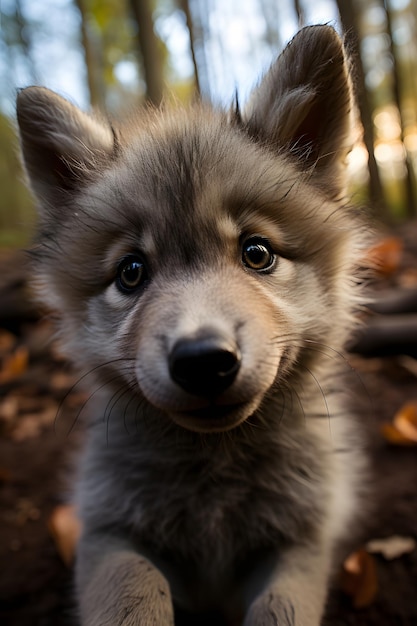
[243,25,354,198]
[16,87,115,207]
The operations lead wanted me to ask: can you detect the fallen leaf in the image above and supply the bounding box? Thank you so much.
[0,330,16,357]
[380,422,417,446]
[0,345,29,384]
[48,504,82,566]
[10,415,43,441]
[0,395,19,422]
[11,405,58,441]
[381,402,417,446]
[365,237,403,275]
[340,549,378,608]
[366,536,416,560]
[393,403,417,442]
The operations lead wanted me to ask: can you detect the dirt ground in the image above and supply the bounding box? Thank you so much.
[0,224,417,626]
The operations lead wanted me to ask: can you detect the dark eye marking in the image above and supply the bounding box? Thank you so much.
[116,255,148,293]
[242,236,276,272]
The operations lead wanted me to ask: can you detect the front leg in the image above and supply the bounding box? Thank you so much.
[244,544,331,626]
[76,534,175,626]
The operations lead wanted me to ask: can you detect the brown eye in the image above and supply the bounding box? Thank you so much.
[116,256,147,293]
[242,237,276,271]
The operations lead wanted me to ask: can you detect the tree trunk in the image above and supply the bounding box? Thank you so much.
[129,0,164,106]
[337,0,388,217]
[293,0,305,27]
[186,0,211,98]
[178,0,200,96]
[385,0,417,217]
[74,0,106,110]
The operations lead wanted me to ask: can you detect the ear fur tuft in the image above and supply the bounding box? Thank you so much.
[16,87,114,206]
[244,25,355,198]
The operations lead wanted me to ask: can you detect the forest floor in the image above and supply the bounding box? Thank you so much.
[0,223,417,626]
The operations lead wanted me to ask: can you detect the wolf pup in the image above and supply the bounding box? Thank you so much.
[17,25,368,626]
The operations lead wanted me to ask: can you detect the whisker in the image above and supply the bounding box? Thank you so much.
[54,359,136,436]
[297,363,332,438]
[105,379,142,439]
[288,385,306,425]
[278,386,288,428]
[105,383,135,445]
[268,335,373,416]
[302,339,374,414]
[122,382,142,434]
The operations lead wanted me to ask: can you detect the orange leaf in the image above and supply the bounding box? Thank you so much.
[340,549,378,608]
[381,422,417,446]
[0,330,16,357]
[48,504,82,566]
[0,345,29,384]
[365,237,403,275]
[393,403,417,443]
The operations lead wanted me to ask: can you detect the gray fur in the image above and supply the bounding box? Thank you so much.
[17,26,369,626]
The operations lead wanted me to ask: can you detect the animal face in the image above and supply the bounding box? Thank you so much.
[17,25,366,434]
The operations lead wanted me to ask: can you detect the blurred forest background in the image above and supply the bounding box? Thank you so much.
[1,0,417,248]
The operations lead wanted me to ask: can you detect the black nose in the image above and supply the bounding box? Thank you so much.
[169,332,241,397]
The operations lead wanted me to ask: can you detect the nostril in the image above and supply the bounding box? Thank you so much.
[169,333,241,397]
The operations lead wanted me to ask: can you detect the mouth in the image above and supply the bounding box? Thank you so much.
[169,400,255,433]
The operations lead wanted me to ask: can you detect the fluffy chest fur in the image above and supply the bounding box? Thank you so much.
[76,390,342,607]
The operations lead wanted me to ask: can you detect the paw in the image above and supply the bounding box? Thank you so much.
[116,592,174,626]
[244,593,296,626]
[83,592,174,626]
[80,554,175,626]
[117,580,174,626]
